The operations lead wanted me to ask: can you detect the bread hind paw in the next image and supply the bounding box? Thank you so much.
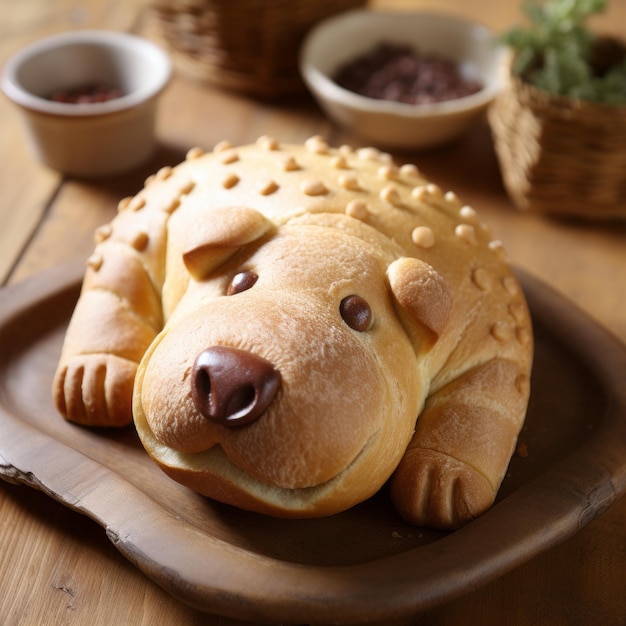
[52,354,136,427]
[390,447,495,529]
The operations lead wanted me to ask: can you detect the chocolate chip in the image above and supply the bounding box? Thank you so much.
[48,83,123,104]
[333,43,482,105]
[340,295,373,332]
[227,271,258,295]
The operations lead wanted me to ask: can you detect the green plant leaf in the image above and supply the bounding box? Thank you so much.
[500,0,625,104]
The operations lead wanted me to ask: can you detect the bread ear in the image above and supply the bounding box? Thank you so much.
[182,206,274,278]
[387,257,452,348]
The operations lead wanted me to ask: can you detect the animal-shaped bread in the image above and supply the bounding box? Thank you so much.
[52,135,533,529]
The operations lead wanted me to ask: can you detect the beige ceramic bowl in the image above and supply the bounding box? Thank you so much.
[2,30,171,177]
[300,10,504,150]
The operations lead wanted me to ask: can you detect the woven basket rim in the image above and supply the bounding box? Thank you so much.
[505,53,626,118]
[488,54,626,219]
[149,0,368,97]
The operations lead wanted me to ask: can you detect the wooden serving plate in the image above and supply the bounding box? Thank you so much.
[1,261,625,624]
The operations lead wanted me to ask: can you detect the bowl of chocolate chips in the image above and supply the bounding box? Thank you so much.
[2,30,171,177]
[300,10,505,150]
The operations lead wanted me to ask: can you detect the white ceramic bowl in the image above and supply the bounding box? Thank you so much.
[2,30,171,177]
[300,10,505,150]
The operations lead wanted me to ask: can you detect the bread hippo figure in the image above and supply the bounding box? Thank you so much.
[53,135,533,529]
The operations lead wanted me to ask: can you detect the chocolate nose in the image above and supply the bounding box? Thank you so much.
[191,346,281,427]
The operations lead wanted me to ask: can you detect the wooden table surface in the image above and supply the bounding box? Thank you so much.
[1,1,625,624]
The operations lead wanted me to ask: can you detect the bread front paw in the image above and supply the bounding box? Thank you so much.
[52,354,137,427]
[390,448,495,529]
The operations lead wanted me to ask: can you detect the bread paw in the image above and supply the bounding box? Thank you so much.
[52,354,136,427]
[390,447,495,529]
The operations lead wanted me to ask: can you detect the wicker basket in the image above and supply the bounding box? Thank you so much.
[488,59,626,220]
[150,0,367,99]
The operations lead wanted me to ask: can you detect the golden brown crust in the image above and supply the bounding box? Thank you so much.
[53,136,533,527]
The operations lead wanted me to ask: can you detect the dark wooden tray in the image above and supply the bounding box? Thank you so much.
[1,261,625,624]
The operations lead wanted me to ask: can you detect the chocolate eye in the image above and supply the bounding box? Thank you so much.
[227,271,258,295]
[340,295,373,332]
